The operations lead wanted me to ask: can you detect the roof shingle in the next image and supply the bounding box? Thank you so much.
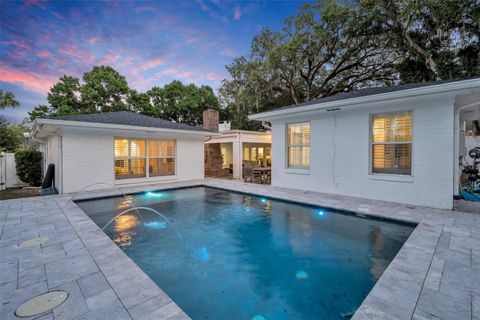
[48,111,211,132]
[265,77,480,112]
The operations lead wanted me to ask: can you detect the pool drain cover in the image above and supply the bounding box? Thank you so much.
[15,291,68,317]
[17,237,49,248]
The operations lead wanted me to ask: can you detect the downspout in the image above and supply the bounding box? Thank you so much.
[453,100,480,199]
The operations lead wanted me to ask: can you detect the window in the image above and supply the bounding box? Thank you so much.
[371,111,412,175]
[115,139,146,179]
[149,140,175,176]
[287,122,310,169]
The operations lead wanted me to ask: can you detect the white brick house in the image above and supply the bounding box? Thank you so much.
[28,112,215,194]
[249,78,480,209]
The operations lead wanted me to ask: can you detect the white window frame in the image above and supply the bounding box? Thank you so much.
[114,137,177,180]
[114,138,147,180]
[286,122,310,170]
[148,139,176,177]
[369,110,413,177]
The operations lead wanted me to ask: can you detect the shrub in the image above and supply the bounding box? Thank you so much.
[15,148,42,186]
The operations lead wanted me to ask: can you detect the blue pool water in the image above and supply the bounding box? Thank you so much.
[76,187,414,320]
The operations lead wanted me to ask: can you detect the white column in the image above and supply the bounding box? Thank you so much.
[232,136,243,180]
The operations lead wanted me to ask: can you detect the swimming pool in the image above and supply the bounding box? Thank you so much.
[76,186,414,320]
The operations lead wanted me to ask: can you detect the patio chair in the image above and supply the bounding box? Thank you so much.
[243,165,253,183]
[252,169,262,184]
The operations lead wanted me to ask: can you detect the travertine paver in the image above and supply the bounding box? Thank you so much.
[0,179,479,320]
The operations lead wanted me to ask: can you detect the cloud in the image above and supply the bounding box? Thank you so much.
[134,5,155,13]
[52,11,64,19]
[97,53,118,65]
[0,67,57,94]
[88,36,101,45]
[37,50,51,57]
[233,6,241,20]
[22,0,47,9]
[140,57,166,71]
[220,48,236,57]
[205,72,225,81]
[156,66,193,79]
[9,37,31,50]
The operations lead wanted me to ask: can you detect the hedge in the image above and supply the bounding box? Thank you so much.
[15,149,43,186]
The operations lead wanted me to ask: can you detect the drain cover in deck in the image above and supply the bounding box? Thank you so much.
[15,291,68,318]
[17,237,48,248]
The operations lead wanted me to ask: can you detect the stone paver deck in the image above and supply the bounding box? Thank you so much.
[1,179,479,320]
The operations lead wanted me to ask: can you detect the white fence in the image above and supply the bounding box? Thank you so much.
[0,152,26,191]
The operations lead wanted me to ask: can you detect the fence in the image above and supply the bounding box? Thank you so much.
[0,152,26,191]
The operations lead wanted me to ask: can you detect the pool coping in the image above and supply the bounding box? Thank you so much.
[1,179,478,320]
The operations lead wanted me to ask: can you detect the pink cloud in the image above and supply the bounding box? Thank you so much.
[23,0,47,9]
[88,36,101,45]
[140,57,166,70]
[233,6,241,20]
[97,53,118,65]
[58,44,95,64]
[52,11,64,19]
[37,50,51,57]
[10,37,31,50]
[134,5,155,13]
[205,72,225,82]
[52,57,68,66]
[156,67,193,79]
[0,68,56,93]
[220,48,236,57]
[58,44,77,56]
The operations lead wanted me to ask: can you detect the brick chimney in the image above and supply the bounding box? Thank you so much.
[203,109,224,177]
[203,109,219,132]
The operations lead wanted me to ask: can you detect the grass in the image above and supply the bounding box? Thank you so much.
[0,187,39,200]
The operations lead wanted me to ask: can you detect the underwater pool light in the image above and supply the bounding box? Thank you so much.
[146,191,162,197]
[143,221,167,229]
[295,270,309,280]
[192,246,210,262]
[316,210,325,216]
[260,198,267,203]
[251,315,266,320]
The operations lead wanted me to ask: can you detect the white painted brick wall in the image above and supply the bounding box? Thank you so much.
[271,95,455,209]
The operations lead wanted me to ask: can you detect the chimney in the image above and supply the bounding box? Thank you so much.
[203,109,219,132]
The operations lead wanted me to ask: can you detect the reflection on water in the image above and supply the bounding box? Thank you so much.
[115,195,134,211]
[112,214,140,247]
[113,214,140,232]
[113,231,136,247]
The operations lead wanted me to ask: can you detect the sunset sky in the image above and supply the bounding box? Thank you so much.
[0,0,305,122]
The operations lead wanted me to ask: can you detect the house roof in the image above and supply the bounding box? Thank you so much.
[44,111,212,133]
[249,77,480,120]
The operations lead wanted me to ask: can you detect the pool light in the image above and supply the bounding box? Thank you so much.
[295,270,309,280]
[251,315,266,320]
[192,246,210,262]
[316,210,326,216]
[143,221,167,229]
[260,198,267,203]
[146,191,162,197]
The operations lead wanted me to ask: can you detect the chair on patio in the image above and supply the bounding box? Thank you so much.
[252,169,262,184]
[243,165,253,183]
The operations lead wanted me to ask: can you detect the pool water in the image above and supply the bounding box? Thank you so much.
[76,187,414,320]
